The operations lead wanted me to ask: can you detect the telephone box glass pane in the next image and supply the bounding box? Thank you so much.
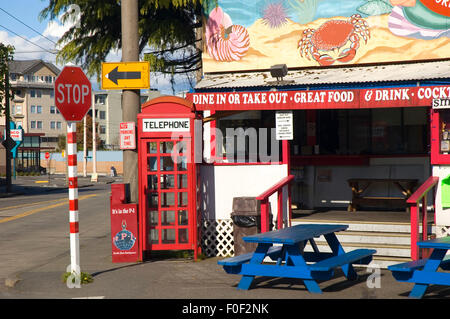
[148,193,158,207]
[161,156,175,171]
[178,210,188,225]
[177,156,187,171]
[148,175,158,190]
[161,142,174,154]
[162,229,175,244]
[179,192,188,207]
[149,229,159,244]
[161,174,176,189]
[148,210,158,226]
[161,192,175,207]
[178,174,187,189]
[178,229,188,244]
[148,157,158,171]
[161,210,175,225]
[148,142,158,154]
[176,141,187,154]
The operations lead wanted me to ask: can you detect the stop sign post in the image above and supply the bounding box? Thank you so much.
[54,66,92,279]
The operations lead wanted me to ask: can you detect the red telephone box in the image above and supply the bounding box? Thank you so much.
[137,96,201,260]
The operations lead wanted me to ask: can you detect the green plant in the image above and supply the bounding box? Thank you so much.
[62,271,94,285]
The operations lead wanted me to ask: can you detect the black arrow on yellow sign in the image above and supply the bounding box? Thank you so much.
[106,66,141,85]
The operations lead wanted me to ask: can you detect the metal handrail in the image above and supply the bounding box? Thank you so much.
[256,175,295,233]
[407,176,439,260]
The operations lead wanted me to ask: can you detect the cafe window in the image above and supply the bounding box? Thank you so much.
[216,111,281,163]
[293,108,428,156]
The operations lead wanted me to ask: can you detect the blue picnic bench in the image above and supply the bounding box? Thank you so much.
[388,236,450,298]
[218,224,376,294]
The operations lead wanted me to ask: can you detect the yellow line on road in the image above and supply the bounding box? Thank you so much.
[0,197,70,212]
[0,194,98,224]
[35,181,49,184]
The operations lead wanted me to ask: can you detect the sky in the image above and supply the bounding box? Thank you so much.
[0,0,195,94]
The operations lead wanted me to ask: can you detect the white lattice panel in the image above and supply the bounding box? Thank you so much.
[200,219,234,257]
[200,219,278,257]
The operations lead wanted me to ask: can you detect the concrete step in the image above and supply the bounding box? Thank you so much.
[292,219,435,233]
[335,230,410,245]
[303,240,411,258]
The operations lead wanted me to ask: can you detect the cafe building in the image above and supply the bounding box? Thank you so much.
[181,1,450,267]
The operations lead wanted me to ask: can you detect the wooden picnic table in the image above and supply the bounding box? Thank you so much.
[218,224,376,294]
[388,236,450,299]
[347,178,418,212]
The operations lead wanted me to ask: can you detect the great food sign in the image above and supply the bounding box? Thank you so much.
[188,85,450,111]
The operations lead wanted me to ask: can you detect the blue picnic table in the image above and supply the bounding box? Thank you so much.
[388,236,450,299]
[218,224,376,294]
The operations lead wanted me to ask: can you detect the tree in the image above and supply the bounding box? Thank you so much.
[0,43,14,117]
[39,0,211,90]
[76,114,103,151]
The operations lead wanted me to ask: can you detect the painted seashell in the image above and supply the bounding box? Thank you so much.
[207,25,250,62]
[206,7,250,62]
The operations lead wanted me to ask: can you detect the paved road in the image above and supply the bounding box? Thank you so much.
[0,182,111,284]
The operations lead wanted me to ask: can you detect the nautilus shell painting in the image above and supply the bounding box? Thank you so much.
[202,0,450,73]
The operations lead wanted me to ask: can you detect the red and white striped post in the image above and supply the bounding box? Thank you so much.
[54,65,91,277]
[67,121,80,274]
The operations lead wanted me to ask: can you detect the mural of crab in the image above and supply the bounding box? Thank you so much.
[298,14,370,66]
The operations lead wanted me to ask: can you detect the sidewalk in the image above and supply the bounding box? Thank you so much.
[1,176,448,303]
[0,174,117,198]
[0,229,421,300]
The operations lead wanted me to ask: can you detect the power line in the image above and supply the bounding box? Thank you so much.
[0,23,56,54]
[0,7,58,45]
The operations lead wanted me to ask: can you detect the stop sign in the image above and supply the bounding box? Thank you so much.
[54,66,92,122]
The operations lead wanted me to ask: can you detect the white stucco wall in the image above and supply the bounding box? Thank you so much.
[199,164,289,222]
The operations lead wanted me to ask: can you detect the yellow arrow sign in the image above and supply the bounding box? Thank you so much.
[101,61,150,90]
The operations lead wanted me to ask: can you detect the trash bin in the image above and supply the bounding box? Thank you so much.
[231,197,272,256]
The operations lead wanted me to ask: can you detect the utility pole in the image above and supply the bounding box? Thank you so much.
[121,0,140,203]
[91,97,97,182]
[83,116,87,177]
[4,72,11,193]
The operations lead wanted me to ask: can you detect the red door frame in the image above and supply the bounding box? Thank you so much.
[137,96,200,260]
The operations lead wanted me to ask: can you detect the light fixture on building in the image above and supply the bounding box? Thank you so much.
[270,64,288,82]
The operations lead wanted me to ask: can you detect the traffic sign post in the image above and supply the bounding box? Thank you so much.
[54,65,92,279]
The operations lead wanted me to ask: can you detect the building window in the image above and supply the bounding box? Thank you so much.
[37,105,42,114]
[30,105,36,113]
[50,106,56,114]
[30,121,36,129]
[95,95,106,105]
[50,121,56,129]
[36,90,42,98]
[99,111,106,120]
[57,122,62,130]
[100,125,106,134]
[50,90,54,98]
[37,121,42,129]
[30,90,35,97]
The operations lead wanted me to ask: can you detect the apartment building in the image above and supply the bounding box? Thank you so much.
[8,59,63,149]
[93,89,161,149]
